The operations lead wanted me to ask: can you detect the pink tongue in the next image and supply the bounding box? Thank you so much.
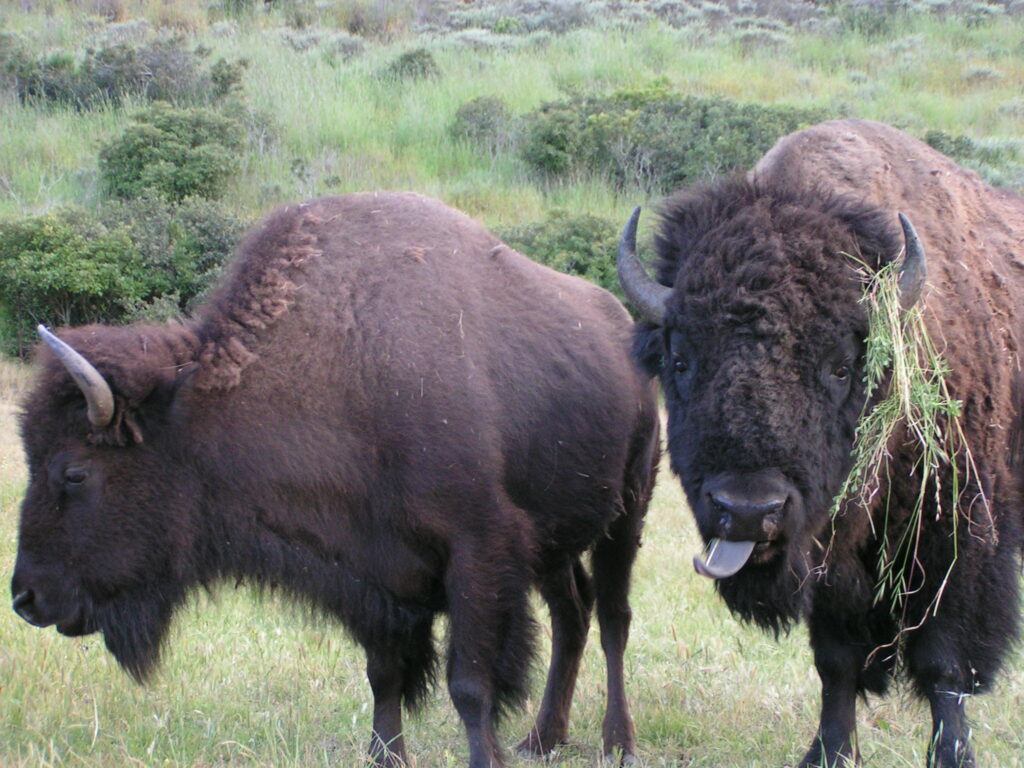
[693,539,756,579]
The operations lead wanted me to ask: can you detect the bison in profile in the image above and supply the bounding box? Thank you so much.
[618,119,1023,766]
[11,192,660,768]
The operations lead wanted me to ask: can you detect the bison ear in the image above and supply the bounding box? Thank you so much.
[632,322,665,378]
[896,213,926,310]
[38,325,197,446]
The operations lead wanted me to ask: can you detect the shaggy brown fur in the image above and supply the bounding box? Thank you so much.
[11,192,660,768]
[636,120,1024,767]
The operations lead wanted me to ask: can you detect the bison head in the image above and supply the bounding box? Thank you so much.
[10,324,201,680]
[619,177,925,630]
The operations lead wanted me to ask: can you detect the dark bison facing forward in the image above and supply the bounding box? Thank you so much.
[619,120,1023,767]
[11,192,659,768]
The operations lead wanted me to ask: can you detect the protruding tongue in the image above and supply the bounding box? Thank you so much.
[693,538,756,579]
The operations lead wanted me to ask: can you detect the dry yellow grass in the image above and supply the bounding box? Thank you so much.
[0,357,29,492]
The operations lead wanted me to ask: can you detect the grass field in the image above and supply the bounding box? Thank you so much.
[0,357,1022,766]
[1,1,1024,765]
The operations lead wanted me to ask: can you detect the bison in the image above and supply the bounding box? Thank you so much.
[10,192,660,768]
[617,119,1023,767]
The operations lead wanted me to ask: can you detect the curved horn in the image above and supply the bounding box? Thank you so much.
[37,325,114,428]
[897,213,927,310]
[617,207,671,325]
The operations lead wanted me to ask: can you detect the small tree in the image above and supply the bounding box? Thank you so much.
[99,103,244,201]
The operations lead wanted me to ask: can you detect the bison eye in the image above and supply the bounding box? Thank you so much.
[64,467,88,487]
[673,356,689,374]
[832,364,850,381]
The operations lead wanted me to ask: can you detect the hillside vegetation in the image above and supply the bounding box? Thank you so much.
[0,1,1022,766]
[1,0,1024,351]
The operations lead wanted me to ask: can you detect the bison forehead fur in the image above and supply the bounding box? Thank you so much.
[12,192,659,765]
[637,118,1024,767]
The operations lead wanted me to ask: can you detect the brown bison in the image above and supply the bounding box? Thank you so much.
[10,192,660,768]
[618,119,1023,767]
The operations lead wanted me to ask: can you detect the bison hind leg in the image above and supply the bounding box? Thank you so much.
[489,576,538,719]
[397,611,439,712]
[517,558,594,758]
[445,524,538,768]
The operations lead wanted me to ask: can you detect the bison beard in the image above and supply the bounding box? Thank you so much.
[96,582,183,683]
[621,119,1024,768]
[714,547,808,635]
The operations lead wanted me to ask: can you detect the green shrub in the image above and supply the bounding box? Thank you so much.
[521,83,826,191]
[0,197,247,355]
[99,103,244,202]
[5,50,84,106]
[498,210,621,299]
[923,129,976,159]
[209,57,249,99]
[101,195,244,306]
[382,47,440,81]
[924,129,1024,190]
[450,96,517,156]
[0,210,146,355]
[3,38,248,109]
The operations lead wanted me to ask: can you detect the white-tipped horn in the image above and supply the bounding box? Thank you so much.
[38,325,114,428]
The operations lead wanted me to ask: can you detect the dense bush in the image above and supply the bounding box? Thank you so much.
[521,83,826,191]
[3,37,247,109]
[924,129,1024,190]
[450,96,517,156]
[381,47,439,81]
[0,211,145,354]
[0,199,247,355]
[100,195,246,310]
[99,103,245,202]
[498,210,622,299]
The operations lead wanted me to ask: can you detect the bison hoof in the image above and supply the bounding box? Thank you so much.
[799,743,859,768]
[515,730,566,759]
[602,748,638,767]
[929,744,975,768]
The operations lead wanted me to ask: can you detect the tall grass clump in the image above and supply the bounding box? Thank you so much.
[829,256,990,634]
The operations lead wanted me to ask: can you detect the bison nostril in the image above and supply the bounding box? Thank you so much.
[12,589,35,621]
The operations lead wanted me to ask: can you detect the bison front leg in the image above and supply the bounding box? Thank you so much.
[591,502,644,765]
[365,611,436,768]
[800,617,862,767]
[923,688,975,768]
[517,559,593,758]
[907,634,977,768]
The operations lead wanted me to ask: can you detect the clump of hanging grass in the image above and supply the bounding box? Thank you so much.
[829,256,990,636]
